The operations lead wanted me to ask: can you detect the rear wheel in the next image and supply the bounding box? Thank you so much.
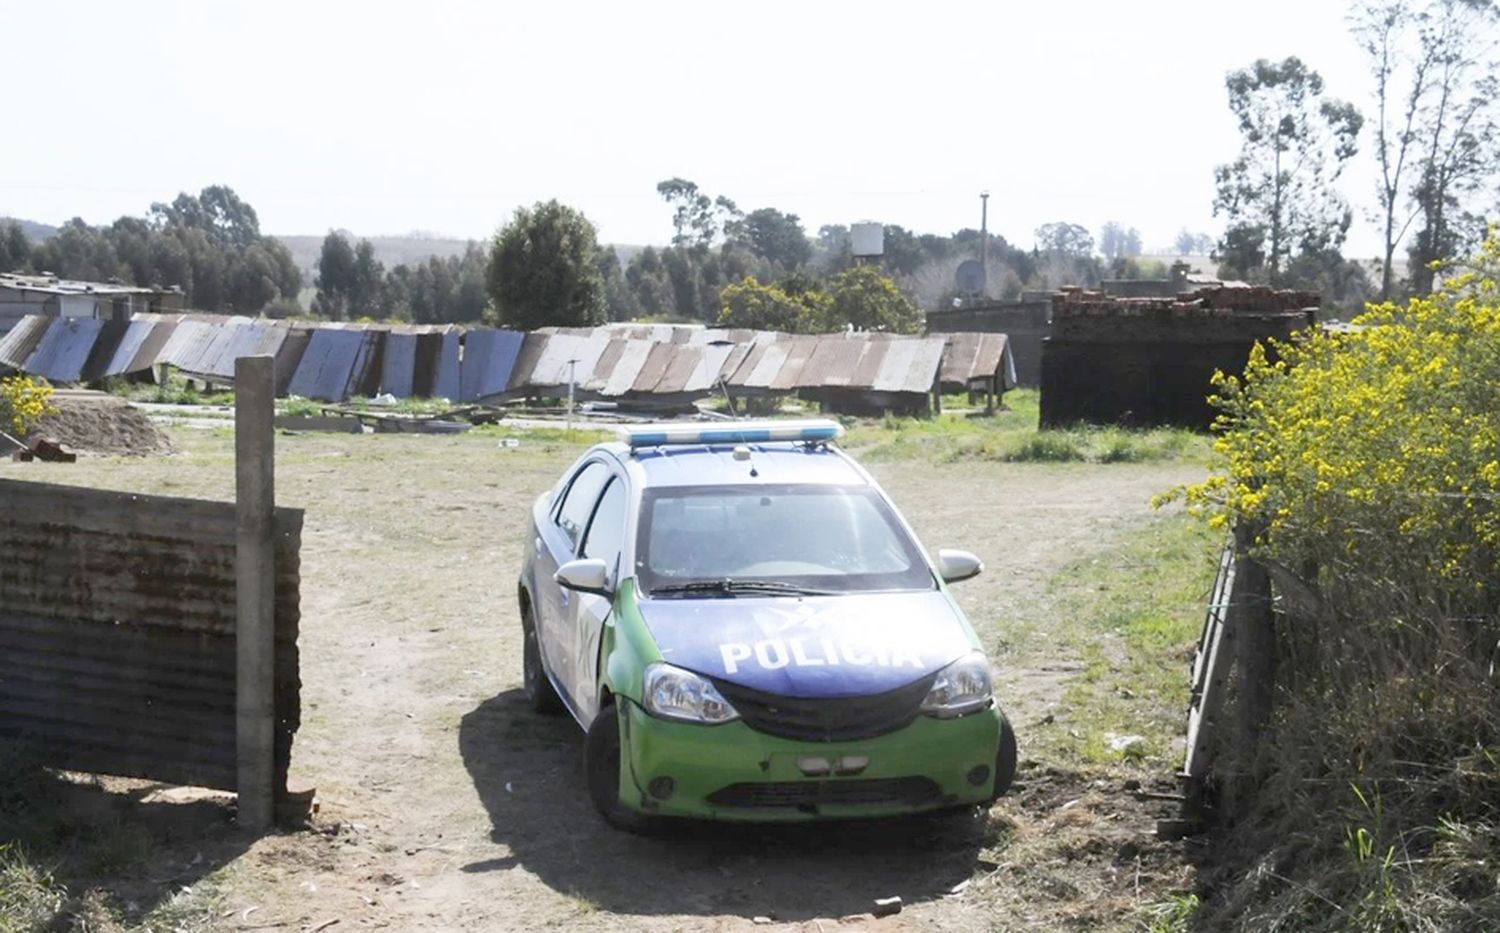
[585,703,656,833]
[521,606,562,714]
[990,712,1018,800]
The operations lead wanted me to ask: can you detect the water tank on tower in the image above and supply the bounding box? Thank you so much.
[850,222,885,258]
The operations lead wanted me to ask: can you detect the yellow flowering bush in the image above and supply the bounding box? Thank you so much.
[1178,232,1500,614]
[1181,234,1500,931]
[0,374,54,438]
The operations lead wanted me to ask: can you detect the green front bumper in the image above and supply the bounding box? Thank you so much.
[617,700,1003,821]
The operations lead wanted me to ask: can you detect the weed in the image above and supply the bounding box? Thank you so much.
[280,397,322,417]
[1137,892,1200,933]
[0,844,67,933]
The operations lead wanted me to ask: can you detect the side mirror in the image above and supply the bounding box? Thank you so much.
[936,549,983,584]
[555,558,612,596]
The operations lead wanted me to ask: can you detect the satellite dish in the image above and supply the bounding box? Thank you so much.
[956,259,986,295]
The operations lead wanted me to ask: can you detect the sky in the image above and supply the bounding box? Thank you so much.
[0,0,1395,255]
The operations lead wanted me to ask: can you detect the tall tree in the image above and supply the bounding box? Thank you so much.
[349,239,384,316]
[1173,229,1215,255]
[1035,222,1095,256]
[741,208,812,269]
[1406,0,1500,293]
[1099,222,1143,260]
[656,178,717,249]
[1213,57,1363,285]
[487,200,605,330]
[1351,1,1441,299]
[313,231,358,320]
[0,222,32,273]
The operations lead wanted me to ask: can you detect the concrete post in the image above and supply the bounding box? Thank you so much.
[235,355,276,831]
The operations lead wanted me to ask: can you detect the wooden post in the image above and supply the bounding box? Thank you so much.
[235,356,276,831]
[1232,523,1275,744]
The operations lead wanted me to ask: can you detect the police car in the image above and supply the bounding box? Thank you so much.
[517,419,1016,829]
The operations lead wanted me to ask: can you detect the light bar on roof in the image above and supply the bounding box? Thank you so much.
[618,419,844,448]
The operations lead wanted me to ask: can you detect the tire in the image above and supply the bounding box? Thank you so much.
[585,703,656,833]
[990,712,1018,800]
[521,606,562,715]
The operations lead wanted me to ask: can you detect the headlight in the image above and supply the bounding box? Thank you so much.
[920,652,993,718]
[642,663,740,724]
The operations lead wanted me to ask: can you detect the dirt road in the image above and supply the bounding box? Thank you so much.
[9,429,1207,931]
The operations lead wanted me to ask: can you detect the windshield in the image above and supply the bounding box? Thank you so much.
[636,483,934,596]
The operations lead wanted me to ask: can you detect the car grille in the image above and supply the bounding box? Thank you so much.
[710,674,936,742]
[706,777,944,809]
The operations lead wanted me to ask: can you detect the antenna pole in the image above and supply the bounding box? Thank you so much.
[980,190,990,296]
[566,359,577,433]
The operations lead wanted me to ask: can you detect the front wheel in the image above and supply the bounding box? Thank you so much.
[584,703,656,833]
[989,712,1018,800]
[522,607,562,714]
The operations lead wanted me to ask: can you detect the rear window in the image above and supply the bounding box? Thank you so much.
[635,484,933,595]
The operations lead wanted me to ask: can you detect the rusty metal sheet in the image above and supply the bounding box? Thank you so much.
[873,336,946,393]
[938,332,980,387]
[938,332,1008,386]
[218,324,272,378]
[525,333,609,390]
[0,315,53,370]
[433,331,461,400]
[251,324,290,361]
[683,344,737,393]
[158,321,218,372]
[796,336,866,388]
[849,337,890,388]
[381,332,419,397]
[651,345,704,394]
[78,320,132,382]
[97,319,160,376]
[768,337,818,391]
[189,323,266,379]
[0,478,301,795]
[630,343,679,393]
[727,337,784,389]
[26,318,104,382]
[285,329,372,401]
[504,333,550,393]
[714,344,754,385]
[408,333,444,397]
[459,329,525,401]
[273,328,311,396]
[581,338,628,393]
[600,340,655,397]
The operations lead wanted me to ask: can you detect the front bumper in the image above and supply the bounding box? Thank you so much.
[618,699,1003,821]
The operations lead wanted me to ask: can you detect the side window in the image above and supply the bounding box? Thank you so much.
[556,462,610,547]
[581,478,627,570]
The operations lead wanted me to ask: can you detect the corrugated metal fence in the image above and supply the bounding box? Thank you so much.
[0,479,303,793]
[0,315,1014,409]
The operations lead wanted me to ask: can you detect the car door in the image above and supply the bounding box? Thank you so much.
[536,459,612,707]
[570,474,628,723]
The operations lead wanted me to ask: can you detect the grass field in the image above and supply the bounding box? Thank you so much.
[0,408,1219,932]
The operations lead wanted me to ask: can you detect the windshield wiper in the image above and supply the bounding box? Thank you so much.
[650,579,838,598]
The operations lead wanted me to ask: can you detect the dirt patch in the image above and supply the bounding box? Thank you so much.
[28,391,175,457]
[17,431,1207,931]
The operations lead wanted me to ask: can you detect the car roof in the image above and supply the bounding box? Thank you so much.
[595,440,870,490]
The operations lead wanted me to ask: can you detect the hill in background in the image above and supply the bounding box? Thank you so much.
[1,217,59,242]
